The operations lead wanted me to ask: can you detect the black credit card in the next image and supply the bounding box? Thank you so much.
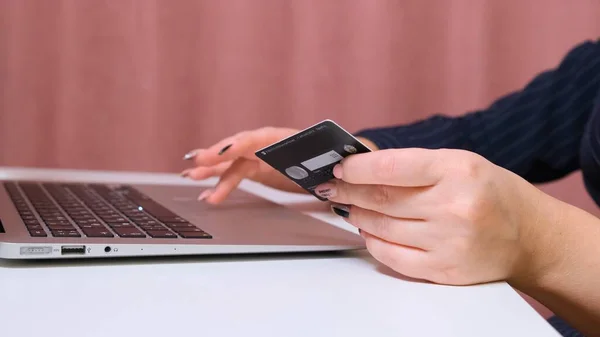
[255,120,372,201]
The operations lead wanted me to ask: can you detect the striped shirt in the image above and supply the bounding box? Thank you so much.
[355,38,600,337]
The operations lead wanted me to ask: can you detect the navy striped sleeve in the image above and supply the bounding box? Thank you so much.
[355,39,600,183]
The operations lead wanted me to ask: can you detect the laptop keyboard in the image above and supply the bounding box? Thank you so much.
[3,182,212,239]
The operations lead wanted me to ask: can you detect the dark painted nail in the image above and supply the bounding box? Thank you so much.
[218,144,233,155]
[315,184,336,198]
[331,204,350,218]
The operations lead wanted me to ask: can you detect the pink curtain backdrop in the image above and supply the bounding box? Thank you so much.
[2,0,600,319]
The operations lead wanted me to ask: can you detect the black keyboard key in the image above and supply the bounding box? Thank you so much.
[86,200,107,205]
[83,229,114,237]
[136,222,165,228]
[70,214,95,220]
[106,222,134,228]
[47,225,75,231]
[157,216,188,223]
[128,216,153,222]
[36,210,60,216]
[147,230,177,238]
[165,223,196,229]
[32,203,53,207]
[35,208,58,213]
[92,210,114,216]
[69,211,94,216]
[60,202,82,207]
[94,209,119,216]
[24,220,40,226]
[140,226,169,232]
[42,216,68,222]
[100,216,127,222]
[179,231,212,239]
[40,216,65,222]
[136,222,162,228]
[66,210,91,216]
[174,227,205,233]
[79,223,107,229]
[135,220,161,226]
[120,232,146,238]
[52,230,81,237]
[85,203,104,208]
[73,219,100,225]
[45,220,73,226]
[26,225,44,230]
[29,229,48,237]
[114,228,146,238]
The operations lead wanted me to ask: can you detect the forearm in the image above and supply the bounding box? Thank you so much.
[510,193,600,335]
[355,39,600,183]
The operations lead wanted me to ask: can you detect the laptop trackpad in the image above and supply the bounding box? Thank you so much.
[133,184,294,227]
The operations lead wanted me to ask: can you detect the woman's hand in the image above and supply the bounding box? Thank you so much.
[182,126,379,204]
[181,127,304,203]
[314,148,563,286]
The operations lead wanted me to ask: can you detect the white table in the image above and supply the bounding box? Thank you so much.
[0,168,560,337]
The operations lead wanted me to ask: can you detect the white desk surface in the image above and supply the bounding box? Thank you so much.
[0,167,560,337]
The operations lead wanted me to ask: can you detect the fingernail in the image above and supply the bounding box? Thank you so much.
[183,150,198,160]
[333,164,343,179]
[315,184,336,199]
[180,169,191,178]
[218,144,233,155]
[198,189,213,201]
[331,204,350,218]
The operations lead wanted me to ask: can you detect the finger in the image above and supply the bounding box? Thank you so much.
[316,180,431,219]
[192,127,294,167]
[336,148,445,187]
[188,133,242,166]
[181,161,232,180]
[204,158,259,204]
[183,138,237,161]
[336,204,433,250]
[362,230,433,281]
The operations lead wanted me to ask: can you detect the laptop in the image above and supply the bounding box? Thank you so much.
[0,174,364,259]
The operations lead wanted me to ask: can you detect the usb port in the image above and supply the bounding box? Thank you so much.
[61,245,86,255]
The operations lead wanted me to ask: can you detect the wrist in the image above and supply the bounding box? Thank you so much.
[507,187,567,291]
[507,192,600,335]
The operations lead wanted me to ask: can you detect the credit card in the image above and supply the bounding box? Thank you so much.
[255,120,372,201]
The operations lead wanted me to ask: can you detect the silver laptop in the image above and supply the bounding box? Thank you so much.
[0,175,364,259]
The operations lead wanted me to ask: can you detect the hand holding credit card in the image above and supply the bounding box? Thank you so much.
[255,120,372,200]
